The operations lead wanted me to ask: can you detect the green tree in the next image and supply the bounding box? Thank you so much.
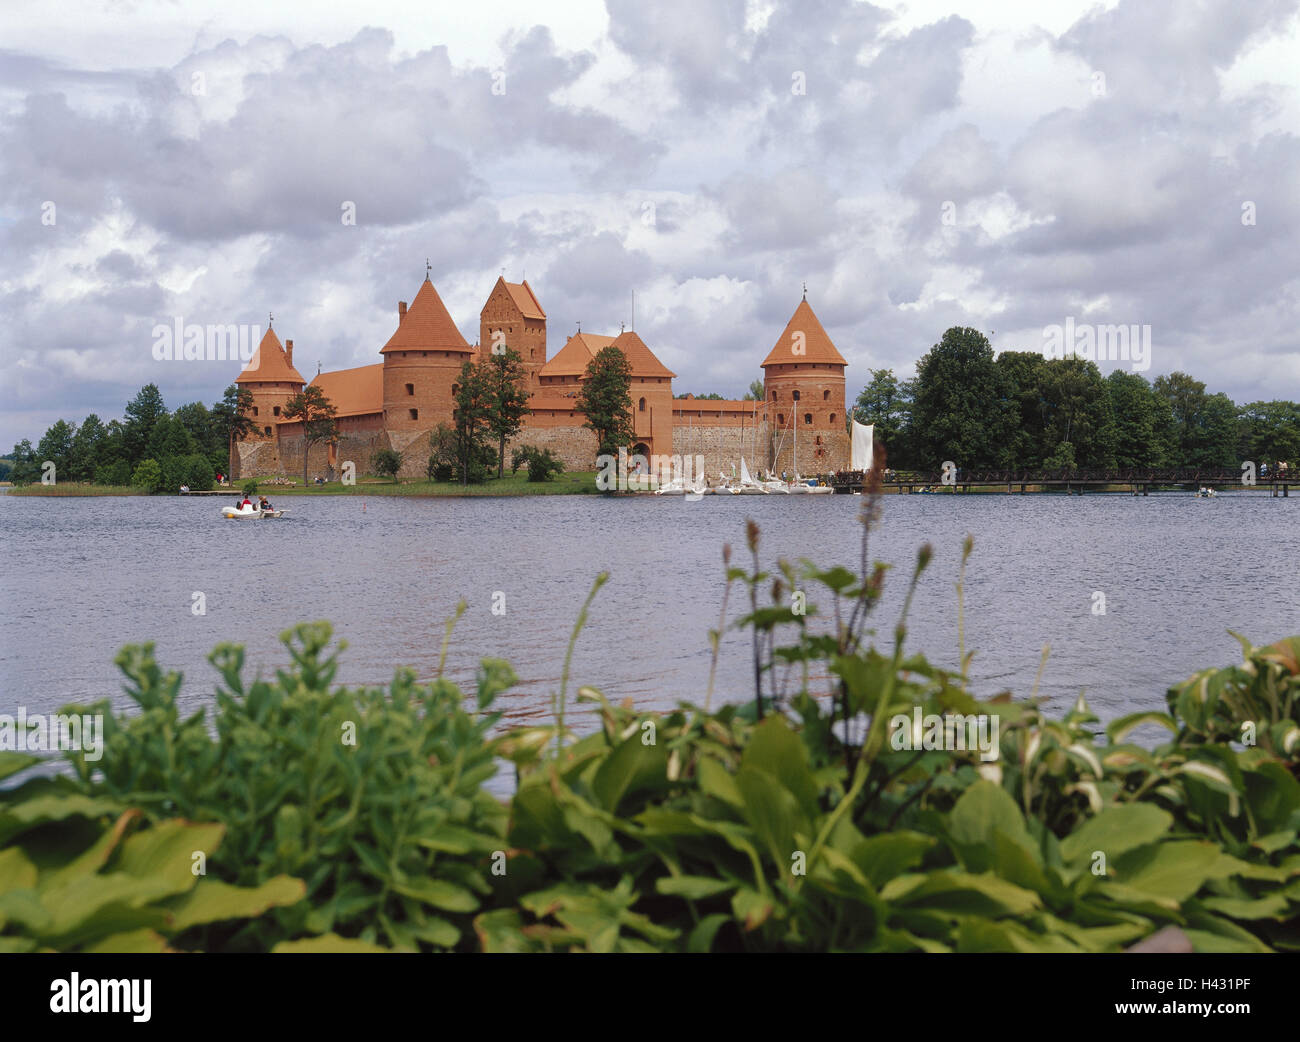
[853,368,916,467]
[68,414,107,482]
[1105,371,1164,469]
[576,346,634,463]
[7,440,39,485]
[482,347,532,479]
[451,362,496,485]
[511,445,565,482]
[131,458,165,494]
[911,328,1014,470]
[372,448,403,482]
[744,379,765,401]
[37,420,77,482]
[1037,358,1116,469]
[211,385,257,474]
[994,352,1048,468]
[1237,400,1300,470]
[427,424,458,482]
[282,385,339,489]
[1154,373,1236,467]
[123,384,168,466]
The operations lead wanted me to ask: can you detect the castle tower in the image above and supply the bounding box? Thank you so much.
[235,326,306,441]
[761,297,848,475]
[479,276,547,393]
[381,274,475,440]
[611,329,675,460]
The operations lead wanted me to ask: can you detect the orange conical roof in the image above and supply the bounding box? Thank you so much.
[760,299,847,368]
[381,277,472,354]
[537,332,616,377]
[236,327,306,385]
[611,330,676,379]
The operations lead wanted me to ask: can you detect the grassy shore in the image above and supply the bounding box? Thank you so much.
[6,483,145,496]
[8,473,600,497]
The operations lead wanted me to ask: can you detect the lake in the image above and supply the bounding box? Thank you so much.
[1,490,1296,732]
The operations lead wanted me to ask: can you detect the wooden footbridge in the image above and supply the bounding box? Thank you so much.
[831,467,1292,496]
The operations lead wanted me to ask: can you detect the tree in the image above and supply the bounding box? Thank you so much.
[511,445,565,482]
[1105,371,1164,469]
[211,385,257,474]
[744,379,765,401]
[1036,358,1116,469]
[853,368,916,467]
[427,424,458,482]
[174,402,216,462]
[372,448,402,482]
[123,384,168,466]
[482,347,531,479]
[68,414,107,482]
[37,420,76,482]
[1154,372,1236,467]
[452,362,496,485]
[576,346,634,462]
[7,440,39,485]
[911,328,1014,470]
[131,458,165,494]
[994,352,1048,468]
[1237,400,1300,470]
[282,386,339,488]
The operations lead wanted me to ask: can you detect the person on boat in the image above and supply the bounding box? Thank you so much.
[241,495,253,510]
[259,495,272,512]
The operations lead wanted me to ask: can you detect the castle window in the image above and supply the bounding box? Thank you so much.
[252,406,259,416]
[422,352,428,358]
[639,397,646,412]
[792,390,800,401]
[778,414,785,425]
[452,384,459,397]
[409,409,419,420]
[273,405,281,416]
[829,414,836,425]
[823,390,830,401]
[406,383,414,396]
[804,413,812,425]
[264,426,271,436]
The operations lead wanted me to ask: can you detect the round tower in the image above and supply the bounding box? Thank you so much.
[381,275,475,445]
[761,297,848,475]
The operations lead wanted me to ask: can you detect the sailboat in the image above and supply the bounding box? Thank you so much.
[733,458,768,494]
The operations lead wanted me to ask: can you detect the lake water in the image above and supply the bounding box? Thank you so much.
[1,490,1296,731]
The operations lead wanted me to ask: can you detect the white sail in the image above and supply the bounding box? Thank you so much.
[850,420,874,471]
[740,457,753,485]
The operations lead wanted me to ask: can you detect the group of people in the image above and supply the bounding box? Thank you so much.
[232,494,274,513]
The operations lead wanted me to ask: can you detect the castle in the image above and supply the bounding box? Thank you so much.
[229,272,851,481]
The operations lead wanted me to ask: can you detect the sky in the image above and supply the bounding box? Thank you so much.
[1,0,1297,447]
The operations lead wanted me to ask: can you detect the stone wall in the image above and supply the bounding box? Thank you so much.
[506,425,600,471]
[672,421,770,482]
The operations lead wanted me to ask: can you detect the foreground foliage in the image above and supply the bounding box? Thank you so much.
[3,471,1297,951]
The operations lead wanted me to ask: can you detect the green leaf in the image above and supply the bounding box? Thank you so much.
[1112,841,1223,904]
[391,879,479,913]
[1105,711,1176,744]
[0,752,42,783]
[81,929,170,953]
[740,714,819,816]
[0,793,122,846]
[164,875,305,932]
[1060,804,1173,865]
[591,736,669,814]
[656,876,738,901]
[687,913,730,952]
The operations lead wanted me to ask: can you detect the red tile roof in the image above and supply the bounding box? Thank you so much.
[611,330,676,379]
[760,299,847,368]
[537,332,616,377]
[236,327,306,385]
[504,279,545,320]
[309,363,384,417]
[381,278,473,355]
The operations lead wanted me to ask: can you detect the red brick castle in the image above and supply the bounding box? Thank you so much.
[230,273,850,481]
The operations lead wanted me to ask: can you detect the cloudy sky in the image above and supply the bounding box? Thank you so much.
[2,0,1297,448]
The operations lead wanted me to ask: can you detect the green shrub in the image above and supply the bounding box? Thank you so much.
[511,445,565,483]
[130,458,164,493]
[372,448,402,482]
[94,459,131,486]
[50,622,513,952]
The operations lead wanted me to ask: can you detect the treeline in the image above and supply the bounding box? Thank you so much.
[855,327,1300,472]
[4,383,253,490]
